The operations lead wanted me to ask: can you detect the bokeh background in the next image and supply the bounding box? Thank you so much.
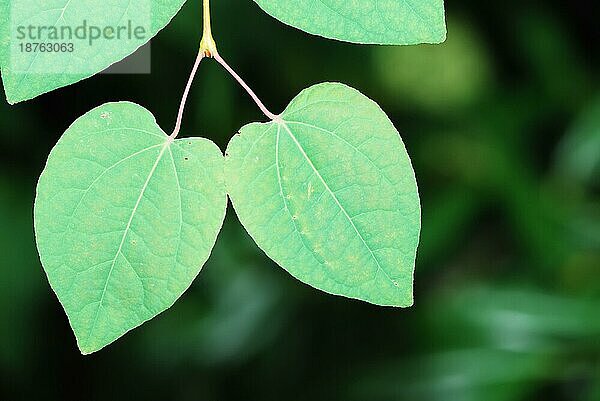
[1,0,598,400]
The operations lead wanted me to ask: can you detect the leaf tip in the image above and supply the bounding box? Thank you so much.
[433,27,448,44]
[76,339,99,356]
[76,333,111,355]
[4,89,18,105]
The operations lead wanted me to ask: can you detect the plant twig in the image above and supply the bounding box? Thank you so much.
[214,51,278,120]
[170,52,204,139]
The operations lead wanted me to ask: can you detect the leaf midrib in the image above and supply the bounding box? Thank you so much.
[87,139,170,343]
[284,119,393,185]
[277,119,395,286]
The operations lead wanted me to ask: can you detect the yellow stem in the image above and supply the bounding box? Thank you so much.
[199,0,217,57]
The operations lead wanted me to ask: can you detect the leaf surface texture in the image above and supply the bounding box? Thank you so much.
[34,102,226,353]
[226,83,420,306]
[2,0,186,103]
[253,0,446,44]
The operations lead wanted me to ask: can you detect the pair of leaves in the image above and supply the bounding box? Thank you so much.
[35,83,421,353]
[1,0,446,103]
[27,0,433,354]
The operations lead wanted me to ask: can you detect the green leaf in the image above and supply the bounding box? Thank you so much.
[0,0,9,67]
[253,0,446,45]
[2,0,186,104]
[225,83,420,307]
[34,102,227,354]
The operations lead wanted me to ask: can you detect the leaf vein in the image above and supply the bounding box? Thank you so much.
[87,140,169,342]
[278,119,395,286]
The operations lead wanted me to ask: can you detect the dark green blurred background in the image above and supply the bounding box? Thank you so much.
[1,0,598,400]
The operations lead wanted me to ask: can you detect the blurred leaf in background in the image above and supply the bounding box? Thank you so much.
[555,96,600,187]
[0,176,45,370]
[373,16,494,115]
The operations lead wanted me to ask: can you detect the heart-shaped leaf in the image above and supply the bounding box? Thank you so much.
[34,102,226,354]
[225,83,420,306]
[2,0,186,104]
[253,0,446,45]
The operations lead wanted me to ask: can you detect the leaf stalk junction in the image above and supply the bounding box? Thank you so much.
[171,0,277,139]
